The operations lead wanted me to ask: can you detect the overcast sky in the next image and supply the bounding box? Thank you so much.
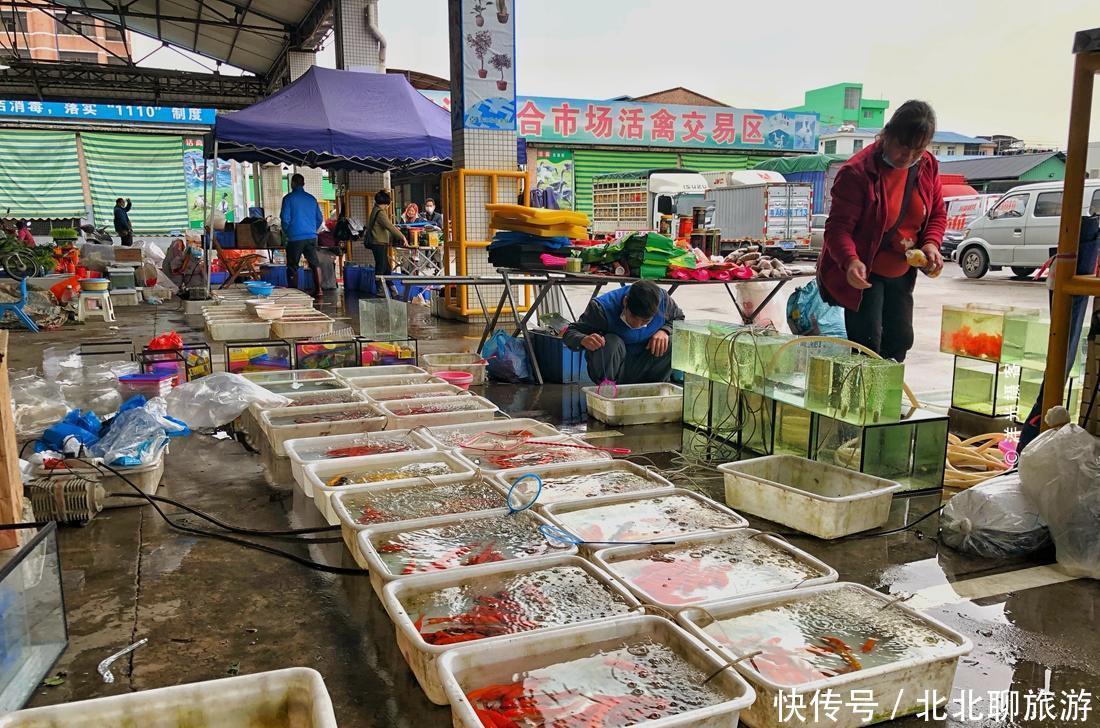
[138,0,1100,144]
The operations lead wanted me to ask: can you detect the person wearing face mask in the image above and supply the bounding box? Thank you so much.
[563,280,685,384]
[818,100,946,362]
[419,198,443,228]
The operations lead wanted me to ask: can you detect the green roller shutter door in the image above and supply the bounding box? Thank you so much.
[677,153,768,173]
[83,132,189,233]
[572,149,679,219]
[0,130,85,219]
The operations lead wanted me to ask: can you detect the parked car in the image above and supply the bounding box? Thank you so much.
[955,180,1100,279]
[807,213,827,258]
[942,194,999,261]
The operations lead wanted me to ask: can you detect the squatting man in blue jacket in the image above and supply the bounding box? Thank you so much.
[563,281,685,384]
[280,173,325,299]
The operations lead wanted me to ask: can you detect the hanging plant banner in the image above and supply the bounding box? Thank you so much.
[460,0,516,130]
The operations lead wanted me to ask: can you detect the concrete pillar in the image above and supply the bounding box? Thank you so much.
[258,165,285,219]
[334,0,385,73]
[286,50,316,80]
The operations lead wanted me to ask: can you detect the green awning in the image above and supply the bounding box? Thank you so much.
[0,129,85,219]
[753,153,850,174]
[83,132,189,233]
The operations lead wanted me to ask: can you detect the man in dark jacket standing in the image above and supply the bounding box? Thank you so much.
[563,280,685,384]
[280,173,324,298]
[418,198,444,228]
[114,198,133,246]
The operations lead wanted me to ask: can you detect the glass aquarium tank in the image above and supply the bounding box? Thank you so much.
[951,357,1021,418]
[739,392,773,455]
[224,339,292,374]
[940,303,1039,361]
[1016,368,1081,424]
[1002,313,1088,376]
[0,524,68,712]
[682,373,711,429]
[805,353,904,425]
[773,399,814,457]
[294,340,359,370]
[707,327,789,393]
[765,339,850,408]
[814,407,948,491]
[359,298,408,341]
[671,321,711,376]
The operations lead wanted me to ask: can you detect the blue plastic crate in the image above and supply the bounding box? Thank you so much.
[529,330,592,384]
[343,265,377,296]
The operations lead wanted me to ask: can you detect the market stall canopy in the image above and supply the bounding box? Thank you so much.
[213,68,452,173]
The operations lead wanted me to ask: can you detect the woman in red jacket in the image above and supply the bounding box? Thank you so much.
[819,100,946,362]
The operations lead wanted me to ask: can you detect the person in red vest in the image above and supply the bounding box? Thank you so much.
[818,100,946,361]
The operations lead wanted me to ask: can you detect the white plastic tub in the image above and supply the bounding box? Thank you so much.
[283,429,436,490]
[344,373,445,389]
[593,528,837,611]
[542,488,748,550]
[492,460,676,509]
[244,369,336,385]
[332,364,427,383]
[382,555,640,704]
[438,615,756,728]
[419,418,561,449]
[331,476,507,565]
[719,455,904,539]
[31,454,165,509]
[458,434,612,472]
[358,507,575,598]
[259,402,386,457]
[376,395,499,429]
[0,667,337,727]
[677,583,973,728]
[360,383,470,401]
[234,388,361,451]
[305,450,478,523]
[583,382,683,425]
[205,318,271,341]
[271,314,334,339]
[420,352,488,385]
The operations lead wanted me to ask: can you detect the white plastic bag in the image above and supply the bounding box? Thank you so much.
[163,372,290,429]
[940,472,1050,559]
[1019,424,1100,579]
[91,407,169,467]
[10,370,69,439]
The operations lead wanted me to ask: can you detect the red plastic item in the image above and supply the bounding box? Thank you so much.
[435,370,474,390]
[147,331,184,351]
[49,276,81,304]
[665,267,691,280]
[689,268,709,281]
[732,265,754,280]
[710,269,732,282]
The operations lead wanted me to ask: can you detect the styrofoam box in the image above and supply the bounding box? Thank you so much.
[593,528,838,611]
[357,507,575,599]
[438,615,756,728]
[360,383,470,401]
[418,418,561,450]
[718,455,904,539]
[305,450,478,524]
[583,382,684,425]
[332,364,427,383]
[381,555,641,704]
[283,429,436,492]
[344,373,445,389]
[31,453,165,509]
[331,475,508,567]
[259,402,386,457]
[491,459,676,510]
[0,667,337,727]
[457,434,612,471]
[677,583,973,728]
[376,395,499,429]
[541,488,748,552]
[420,352,488,386]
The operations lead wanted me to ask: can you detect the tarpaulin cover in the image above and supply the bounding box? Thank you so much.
[754,153,850,174]
[214,67,452,173]
[0,130,85,219]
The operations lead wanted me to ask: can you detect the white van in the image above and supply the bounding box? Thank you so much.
[955,180,1100,279]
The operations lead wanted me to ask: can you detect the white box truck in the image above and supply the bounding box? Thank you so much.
[591,168,709,235]
[704,170,813,259]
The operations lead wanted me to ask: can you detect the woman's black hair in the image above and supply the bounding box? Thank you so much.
[882,100,936,149]
[624,280,661,319]
[374,190,391,205]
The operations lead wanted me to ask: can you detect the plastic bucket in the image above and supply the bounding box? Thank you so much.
[434,370,474,390]
[79,278,110,292]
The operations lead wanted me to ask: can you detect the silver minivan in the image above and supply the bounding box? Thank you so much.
[955,180,1100,279]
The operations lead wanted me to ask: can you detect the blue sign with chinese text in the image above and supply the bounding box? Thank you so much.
[0,100,215,125]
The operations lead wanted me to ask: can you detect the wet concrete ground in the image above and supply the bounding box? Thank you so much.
[13,270,1100,728]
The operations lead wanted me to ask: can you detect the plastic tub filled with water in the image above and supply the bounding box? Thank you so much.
[593,528,837,611]
[305,451,478,523]
[458,434,613,471]
[260,402,385,457]
[438,614,756,728]
[583,383,683,426]
[283,429,436,490]
[344,373,445,389]
[377,395,499,429]
[420,352,488,385]
[331,364,426,383]
[381,555,640,703]
[330,476,508,565]
[420,418,562,450]
[492,460,675,509]
[542,489,748,551]
[358,508,574,598]
[678,583,972,728]
[360,383,470,402]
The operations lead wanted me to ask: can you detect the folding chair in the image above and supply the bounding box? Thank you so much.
[0,277,39,332]
[213,240,264,288]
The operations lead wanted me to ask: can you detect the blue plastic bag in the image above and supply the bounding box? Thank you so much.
[481,330,531,383]
[787,279,847,338]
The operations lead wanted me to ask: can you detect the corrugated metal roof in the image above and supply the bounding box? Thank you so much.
[820,126,990,146]
[939,152,1065,181]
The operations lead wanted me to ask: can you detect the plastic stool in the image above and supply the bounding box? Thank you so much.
[77,291,116,323]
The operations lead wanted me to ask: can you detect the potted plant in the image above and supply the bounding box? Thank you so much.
[49,227,78,244]
[466,31,492,79]
[496,0,509,23]
[470,1,490,27]
[489,52,512,91]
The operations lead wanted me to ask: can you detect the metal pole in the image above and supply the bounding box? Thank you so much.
[1041,50,1094,425]
[205,140,218,297]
